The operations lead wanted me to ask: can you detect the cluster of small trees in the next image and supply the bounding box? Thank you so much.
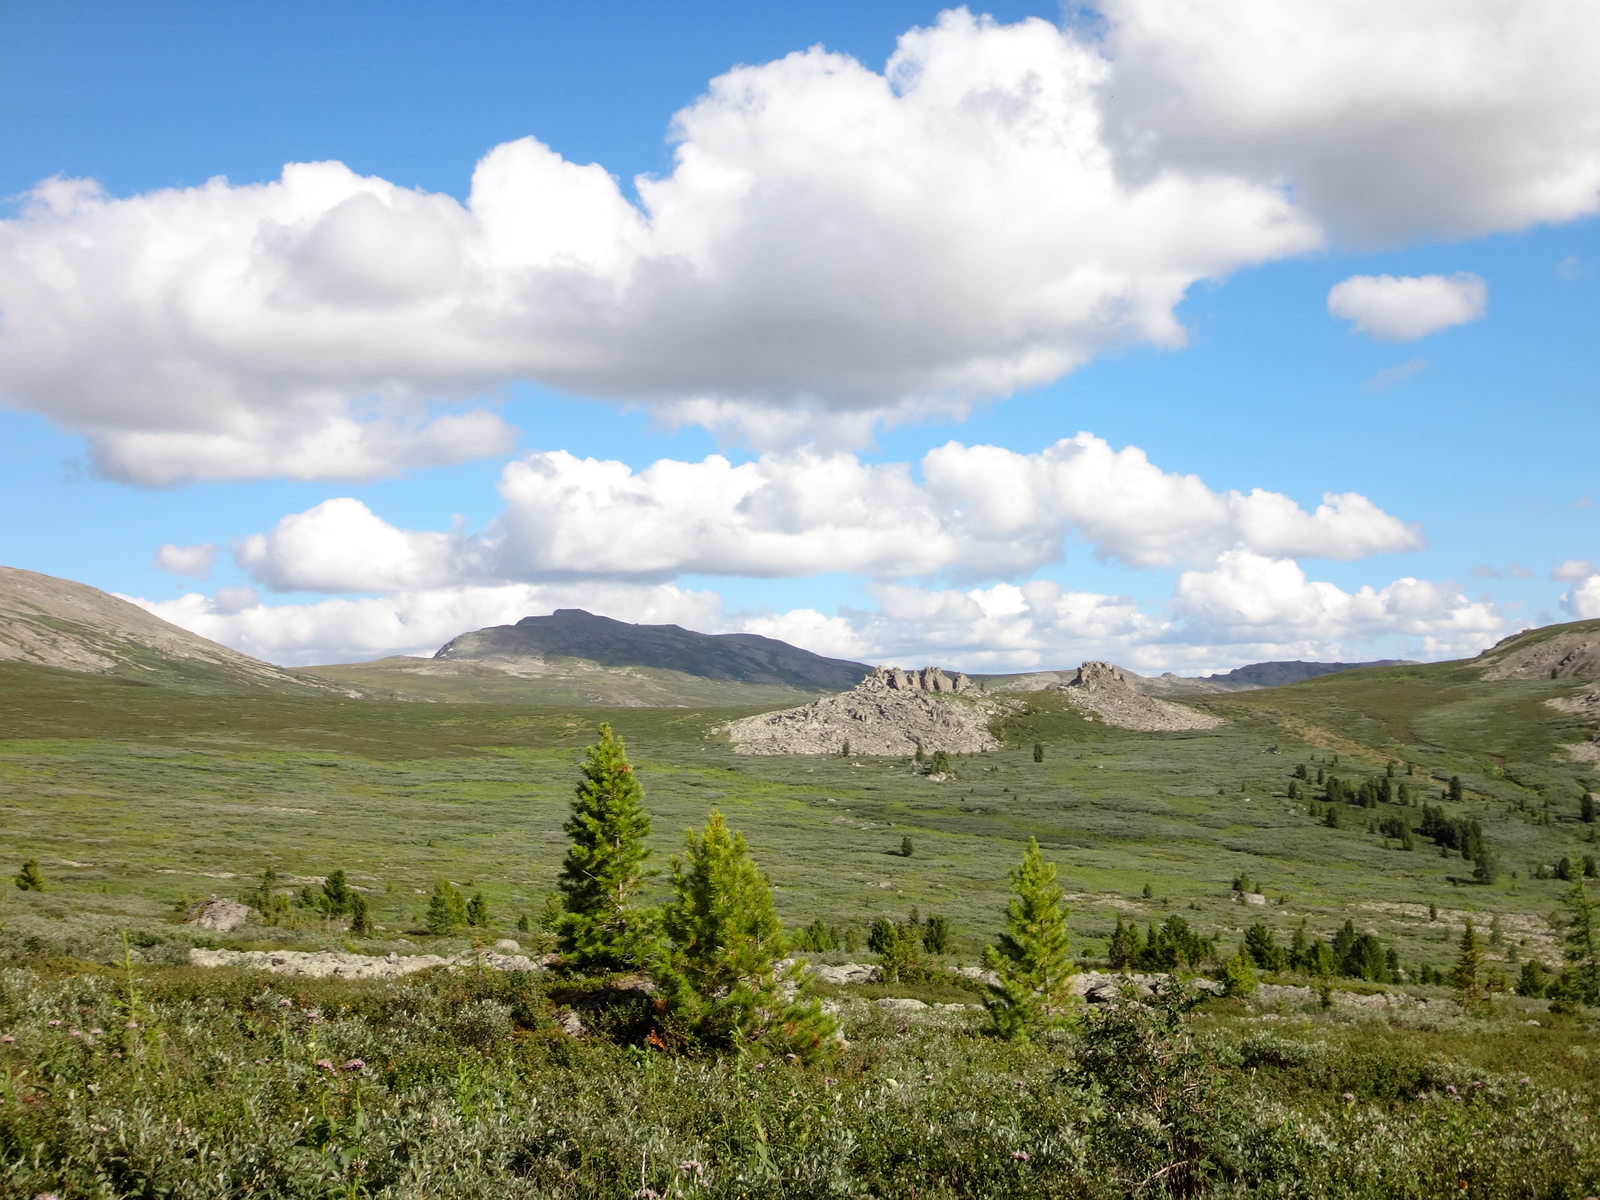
[1108,915,1216,972]
[548,724,837,1059]
[426,880,491,935]
[245,866,371,934]
[865,908,954,980]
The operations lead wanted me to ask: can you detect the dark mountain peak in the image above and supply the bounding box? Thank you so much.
[435,609,871,692]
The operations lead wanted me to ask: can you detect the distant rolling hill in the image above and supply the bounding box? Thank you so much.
[302,609,873,707]
[1198,659,1415,690]
[0,565,339,695]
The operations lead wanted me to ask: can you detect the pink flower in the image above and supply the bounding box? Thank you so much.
[1012,1151,1030,1161]
[785,1053,798,1061]
[1446,1084,1458,1096]
[69,1029,81,1038]
[125,1020,138,1029]
[89,1028,102,1036]
[824,1077,837,1086]
[924,1073,934,1081]
[47,1020,61,1027]
[1,1035,13,1044]
[1342,1093,1355,1103]
[1519,1077,1532,1085]
[342,1059,365,1071]
[279,999,292,1008]
[316,1059,335,1072]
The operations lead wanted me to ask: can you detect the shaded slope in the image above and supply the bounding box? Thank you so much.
[434,608,871,691]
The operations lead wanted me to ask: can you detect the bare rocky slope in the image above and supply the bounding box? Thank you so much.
[725,666,1001,755]
[1055,661,1223,731]
[0,565,334,693]
[1478,619,1600,681]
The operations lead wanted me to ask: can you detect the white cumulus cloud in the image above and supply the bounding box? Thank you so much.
[152,542,219,579]
[1328,273,1488,341]
[228,434,1424,593]
[0,10,1319,481]
[1099,0,1600,243]
[1170,550,1501,656]
[1551,558,1596,581]
[1561,573,1600,620]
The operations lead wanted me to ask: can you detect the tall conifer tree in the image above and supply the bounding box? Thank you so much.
[984,837,1076,1040]
[1562,880,1599,1006]
[557,723,654,971]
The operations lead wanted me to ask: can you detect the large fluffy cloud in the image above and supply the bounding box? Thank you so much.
[1560,572,1600,620]
[1327,273,1487,341]
[1170,550,1501,656]
[0,11,1324,480]
[229,434,1423,593]
[1099,0,1600,243]
[7,6,1596,479]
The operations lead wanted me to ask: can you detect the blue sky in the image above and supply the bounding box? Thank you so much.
[2,1,1597,672]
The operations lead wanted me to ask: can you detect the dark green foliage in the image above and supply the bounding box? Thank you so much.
[922,913,953,954]
[426,878,468,935]
[840,738,850,756]
[1418,804,1486,859]
[1242,921,1286,972]
[868,913,924,982]
[1586,854,1598,878]
[1294,762,1308,780]
[1033,742,1045,763]
[984,837,1075,1040]
[792,917,847,953]
[1562,880,1599,1006]
[516,912,530,933]
[1583,792,1596,823]
[1323,803,1342,829]
[1377,813,1415,848]
[1071,980,1236,1195]
[1556,855,1575,881]
[557,723,654,971]
[465,892,490,928]
[321,868,351,914]
[1472,846,1500,884]
[928,749,952,775]
[1108,916,1141,969]
[245,866,295,928]
[1448,774,1465,803]
[1130,915,1214,972]
[900,834,915,857]
[1231,871,1253,893]
[14,859,46,892]
[1332,919,1388,981]
[347,891,372,936]
[1454,919,1485,1004]
[1518,959,1550,998]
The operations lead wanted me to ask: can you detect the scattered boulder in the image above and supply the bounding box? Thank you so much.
[875,997,928,1014]
[811,962,879,986]
[493,938,521,953]
[183,895,252,933]
[1057,662,1223,732]
[725,665,1001,756]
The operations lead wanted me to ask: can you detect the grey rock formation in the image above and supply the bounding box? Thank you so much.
[725,664,999,755]
[189,947,551,979]
[183,896,252,933]
[1057,662,1223,732]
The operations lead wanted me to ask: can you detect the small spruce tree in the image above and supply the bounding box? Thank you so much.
[426,879,468,935]
[347,891,372,936]
[466,892,490,928]
[557,723,655,971]
[1453,918,1485,1005]
[900,835,915,858]
[14,859,47,892]
[1223,950,1257,997]
[984,837,1076,1040]
[1033,742,1045,763]
[658,810,836,1059]
[321,869,351,915]
[1562,880,1599,1007]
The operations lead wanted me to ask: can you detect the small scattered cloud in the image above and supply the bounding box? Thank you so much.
[1552,558,1596,581]
[1469,564,1499,579]
[1557,255,1587,280]
[1362,358,1426,394]
[1329,273,1487,342]
[1575,495,1592,509]
[152,542,219,579]
[1508,562,1533,580]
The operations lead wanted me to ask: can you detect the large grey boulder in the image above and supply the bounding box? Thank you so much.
[183,895,252,933]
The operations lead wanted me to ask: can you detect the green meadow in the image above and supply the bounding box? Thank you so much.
[2,649,1595,977]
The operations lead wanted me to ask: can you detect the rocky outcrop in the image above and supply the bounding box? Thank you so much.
[1057,662,1223,732]
[182,895,252,933]
[724,665,998,756]
[1480,623,1600,681]
[188,947,551,979]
